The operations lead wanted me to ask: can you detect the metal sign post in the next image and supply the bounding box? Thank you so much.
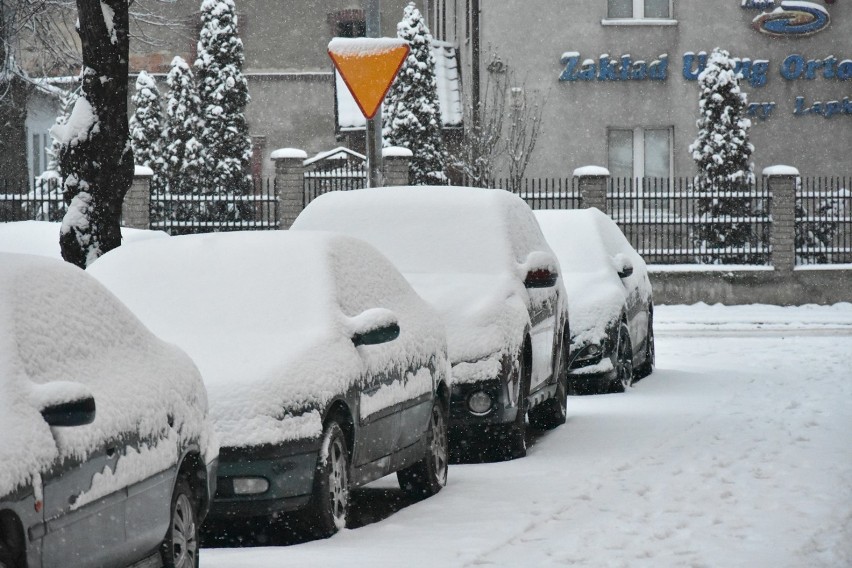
[366,0,383,188]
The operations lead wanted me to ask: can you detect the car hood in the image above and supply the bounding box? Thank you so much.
[563,268,626,348]
[404,272,529,367]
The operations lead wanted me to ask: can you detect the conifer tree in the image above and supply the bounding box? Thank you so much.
[161,56,204,222]
[383,2,447,185]
[129,71,164,184]
[194,0,252,209]
[688,48,758,264]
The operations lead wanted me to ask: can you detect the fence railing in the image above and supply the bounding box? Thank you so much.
[796,176,851,265]
[0,179,66,223]
[150,178,279,236]
[606,177,773,265]
[303,161,367,207]
[493,177,581,210]
[2,174,849,266]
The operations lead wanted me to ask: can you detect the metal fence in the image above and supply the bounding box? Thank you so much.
[150,178,279,236]
[606,177,772,265]
[0,179,66,222]
[796,176,851,265]
[493,177,581,210]
[303,161,367,207]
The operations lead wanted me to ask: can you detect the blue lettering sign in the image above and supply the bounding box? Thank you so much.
[794,96,852,118]
[558,53,668,82]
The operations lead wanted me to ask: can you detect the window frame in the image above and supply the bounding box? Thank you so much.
[607,126,674,181]
[603,0,676,25]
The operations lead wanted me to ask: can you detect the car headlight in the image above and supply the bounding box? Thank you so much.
[232,477,270,495]
[575,343,602,362]
[467,390,493,415]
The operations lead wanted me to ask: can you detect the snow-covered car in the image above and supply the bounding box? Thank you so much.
[534,208,654,393]
[88,231,450,538]
[0,220,169,259]
[293,187,570,461]
[0,253,216,568]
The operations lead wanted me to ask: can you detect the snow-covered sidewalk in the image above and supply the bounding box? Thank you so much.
[201,304,852,568]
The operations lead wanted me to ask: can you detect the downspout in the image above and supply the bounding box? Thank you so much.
[470,0,480,131]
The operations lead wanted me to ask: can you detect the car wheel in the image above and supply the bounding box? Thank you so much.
[161,477,199,568]
[502,349,530,460]
[0,514,24,568]
[635,311,655,380]
[529,333,569,430]
[305,421,349,538]
[398,400,449,498]
[611,322,634,393]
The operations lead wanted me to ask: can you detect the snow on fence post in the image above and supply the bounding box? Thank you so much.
[382,146,413,187]
[574,166,610,213]
[123,166,152,230]
[764,165,799,273]
[272,148,308,229]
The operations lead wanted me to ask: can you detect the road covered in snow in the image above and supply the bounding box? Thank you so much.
[202,303,852,568]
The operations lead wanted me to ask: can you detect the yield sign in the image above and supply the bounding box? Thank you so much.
[328,37,410,120]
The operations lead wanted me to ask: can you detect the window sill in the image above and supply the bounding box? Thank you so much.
[601,18,678,26]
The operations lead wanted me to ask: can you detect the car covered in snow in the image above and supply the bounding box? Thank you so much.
[534,208,654,393]
[89,231,450,538]
[0,253,217,568]
[293,186,570,461]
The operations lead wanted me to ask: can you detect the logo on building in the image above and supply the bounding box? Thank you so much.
[743,0,835,37]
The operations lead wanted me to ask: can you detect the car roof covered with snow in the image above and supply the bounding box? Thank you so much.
[89,231,446,448]
[293,186,565,367]
[0,221,168,260]
[534,208,652,345]
[0,253,211,498]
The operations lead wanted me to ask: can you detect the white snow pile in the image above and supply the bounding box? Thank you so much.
[89,231,447,449]
[293,187,560,382]
[534,208,652,348]
[328,37,408,57]
[656,302,852,332]
[0,253,212,498]
[0,221,169,260]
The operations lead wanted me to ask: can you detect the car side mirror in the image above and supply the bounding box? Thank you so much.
[348,308,400,347]
[352,323,400,347]
[524,268,559,288]
[41,396,96,428]
[613,253,634,279]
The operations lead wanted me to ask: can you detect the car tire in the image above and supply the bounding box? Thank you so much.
[161,477,200,568]
[635,311,655,380]
[501,349,529,460]
[397,400,449,498]
[529,333,569,430]
[304,421,350,538]
[611,322,634,393]
[0,513,24,568]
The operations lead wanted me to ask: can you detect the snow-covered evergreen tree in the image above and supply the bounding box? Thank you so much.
[194,0,252,208]
[129,71,164,182]
[688,48,758,264]
[383,2,447,185]
[161,56,204,220]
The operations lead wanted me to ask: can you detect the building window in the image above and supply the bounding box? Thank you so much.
[433,0,447,40]
[608,127,672,179]
[606,0,671,20]
[29,132,50,180]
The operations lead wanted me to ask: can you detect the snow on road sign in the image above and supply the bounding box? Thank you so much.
[328,37,410,120]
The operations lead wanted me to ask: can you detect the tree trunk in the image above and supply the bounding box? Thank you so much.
[59,0,133,267]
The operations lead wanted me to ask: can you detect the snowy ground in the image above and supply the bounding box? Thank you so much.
[201,304,852,568]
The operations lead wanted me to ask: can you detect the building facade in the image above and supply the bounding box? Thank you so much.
[432,0,850,178]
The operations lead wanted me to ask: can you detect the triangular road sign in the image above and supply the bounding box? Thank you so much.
[328,37,410,120]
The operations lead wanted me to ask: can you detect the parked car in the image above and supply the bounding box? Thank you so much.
[89,231,450,538]
[534,208,654,394]
[0,253,217,568]
[293,186,570,461]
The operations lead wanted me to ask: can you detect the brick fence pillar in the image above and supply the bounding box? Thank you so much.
[382,146,412,186]
[271,148,307,229]
[764,165,799,273]
[574,166,610,212]
[122,166,152,229]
